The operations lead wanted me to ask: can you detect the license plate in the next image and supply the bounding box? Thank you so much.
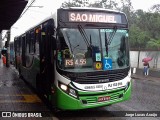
[98,96,110,102]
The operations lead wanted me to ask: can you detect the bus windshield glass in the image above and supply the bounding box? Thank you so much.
[57,28,129,72]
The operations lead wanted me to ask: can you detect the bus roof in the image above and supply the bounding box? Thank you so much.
[61,7,123,14]
[16,7,126,37]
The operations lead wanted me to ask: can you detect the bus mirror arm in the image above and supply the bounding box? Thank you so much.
[53,52,57,60]
[52,36,57,49]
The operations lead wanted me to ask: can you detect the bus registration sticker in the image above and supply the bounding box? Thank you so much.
[98,96,110,102]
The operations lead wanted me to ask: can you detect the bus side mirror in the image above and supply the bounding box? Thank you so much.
[56,39,60,49]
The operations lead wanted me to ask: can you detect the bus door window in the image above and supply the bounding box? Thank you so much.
[40,21,55,95]
[25,33,30,67]
[26,33,29,54]
[48,26,56,65]
[26,31,35,67]
[44,24,54,72]
[40,30,46,74]
[16,38,20,55]
[18,38,22,64]
[14,39,18,68]
[57,30,71,68]
[35,27,41,57]
[40,23,52,74]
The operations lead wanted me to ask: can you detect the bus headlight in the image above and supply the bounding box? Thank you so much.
[58,82,78,98]
[60,84,68,91]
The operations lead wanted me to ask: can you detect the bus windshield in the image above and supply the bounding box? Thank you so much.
[57,28,129,72]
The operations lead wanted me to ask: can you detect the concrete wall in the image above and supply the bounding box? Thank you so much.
[130,51,160,69]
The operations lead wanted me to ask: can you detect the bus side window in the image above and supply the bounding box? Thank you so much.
[29,31,35,54]
[26,33,30,55]
[35,28,41,56]
[22,35,26,67]
[19,38,22,56]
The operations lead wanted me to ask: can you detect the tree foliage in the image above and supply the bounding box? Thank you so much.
[89,0,118,9]
[61,0,160,50]
[147,39,160,50]
[129,25,149,48]
[61,0,82,8]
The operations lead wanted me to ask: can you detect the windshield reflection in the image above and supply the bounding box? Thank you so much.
[57,28,129,72]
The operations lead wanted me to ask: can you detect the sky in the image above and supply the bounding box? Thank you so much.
[9,0,160,42]
[130,0,159,11]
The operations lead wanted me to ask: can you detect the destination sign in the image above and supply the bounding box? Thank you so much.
[68,12,122,23]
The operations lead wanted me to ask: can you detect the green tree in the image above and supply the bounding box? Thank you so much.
[147,38,160,50]
[61,0,82,8]
[129,9,160,49]
[129,25,149,49]
[89,0,118,9]
[120,0,134,26]
[134,10,147,30]
[60,0,160,51]
[140,12,160,39]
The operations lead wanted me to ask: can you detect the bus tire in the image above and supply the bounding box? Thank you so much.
[52,107,62,113]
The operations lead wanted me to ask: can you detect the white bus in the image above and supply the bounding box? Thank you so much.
[14,7,131,110]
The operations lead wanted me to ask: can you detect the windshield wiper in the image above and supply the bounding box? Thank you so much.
[108,26,117,45]
[77,25,92,50]
[105,31,109,57]
[105,26,117,57]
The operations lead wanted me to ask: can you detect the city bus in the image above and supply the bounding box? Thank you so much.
[14,7,131,110]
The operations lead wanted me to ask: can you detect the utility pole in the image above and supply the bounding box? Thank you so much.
[137,46,140,68]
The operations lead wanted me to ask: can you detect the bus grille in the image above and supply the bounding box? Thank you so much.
[75,69,128,84]
[81,90,124,104]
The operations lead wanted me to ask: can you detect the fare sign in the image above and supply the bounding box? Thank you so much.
[65,58,87,67]
[69,12,121,23]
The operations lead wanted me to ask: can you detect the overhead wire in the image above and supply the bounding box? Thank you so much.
[18,0,36,20]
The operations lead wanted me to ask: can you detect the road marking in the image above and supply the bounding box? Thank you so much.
[0,94,42,103]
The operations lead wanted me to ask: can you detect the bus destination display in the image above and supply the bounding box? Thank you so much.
[68,12,122,23]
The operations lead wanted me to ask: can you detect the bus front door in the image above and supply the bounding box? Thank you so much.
[39,28,52,100]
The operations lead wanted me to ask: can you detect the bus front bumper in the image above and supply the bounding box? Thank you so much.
[55,82,131,110]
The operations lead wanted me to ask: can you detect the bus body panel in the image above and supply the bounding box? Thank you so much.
[20,56,40,88]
